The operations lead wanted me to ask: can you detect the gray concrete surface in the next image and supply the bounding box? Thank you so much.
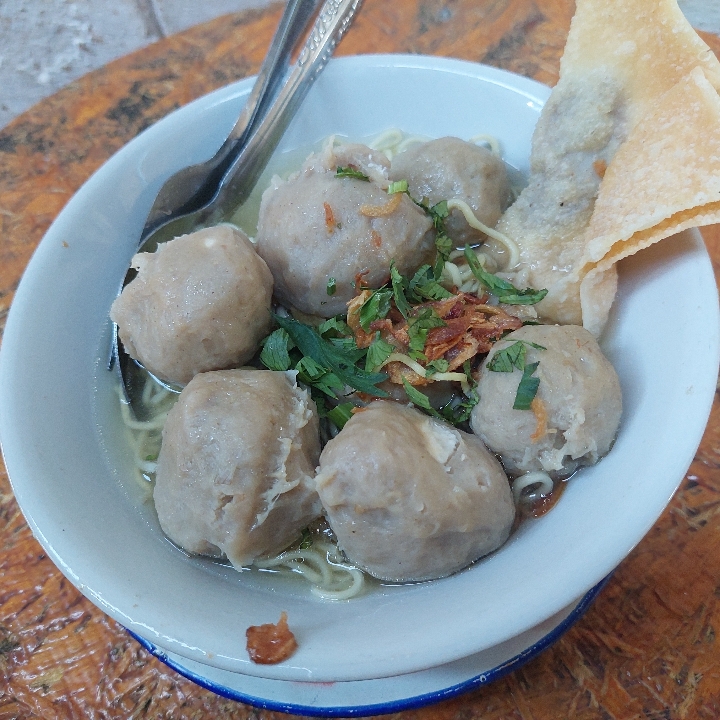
[0,0,718,130]
[682,0,720,34]
[0,0,274,129]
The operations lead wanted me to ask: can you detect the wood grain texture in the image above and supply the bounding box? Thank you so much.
[1,1,720,717]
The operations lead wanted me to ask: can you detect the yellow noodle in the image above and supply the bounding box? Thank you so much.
[446,198,521,269]
[512,471,554,505]
[119,372,366,599]
[468,133,502,156]
[379,353,470,393]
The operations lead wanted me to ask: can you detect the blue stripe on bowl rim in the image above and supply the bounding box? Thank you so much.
[127,574,611,717]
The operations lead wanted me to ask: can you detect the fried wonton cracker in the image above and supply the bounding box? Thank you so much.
[495,0,720,335]
[560,0,720,119]
[579,67,720,335]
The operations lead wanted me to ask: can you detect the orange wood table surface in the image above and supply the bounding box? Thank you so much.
[1,1,720,717]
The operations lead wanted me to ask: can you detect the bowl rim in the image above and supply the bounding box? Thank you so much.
[0,53,718,682]
[129,577,611,716]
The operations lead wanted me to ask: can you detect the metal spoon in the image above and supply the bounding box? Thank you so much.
[113,0,364,407]
[139,0,322,246]
[138,0,363,249]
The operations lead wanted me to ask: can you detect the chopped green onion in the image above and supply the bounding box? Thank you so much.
[299,528,313,549]
[318,316,352,338]
[463,245,547,305]
[425,359,449,377]
[390,261,412,319]
[407,264,453,301]
[441,387,479,425]
[260,328,293,371]
[358,288,393,332]
[402,378,442,419]
[296,356,344,398]
[487,341,527,373]
[514,361,540,410]
[327,402,355,429]
[336,166,370,181]
[274,314,388,397]
[407,307,446,354]
[365,337,395,372]
[388,179,408,194]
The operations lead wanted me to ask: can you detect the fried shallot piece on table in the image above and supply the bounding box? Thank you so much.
[348,290,523,386]
[246,611,298,664]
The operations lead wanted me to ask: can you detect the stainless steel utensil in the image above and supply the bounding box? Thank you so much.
[113,0,364,407]
[139,0,323,245]
[138,0,363,249]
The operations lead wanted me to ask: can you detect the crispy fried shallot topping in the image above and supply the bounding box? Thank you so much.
[246,611,298,665]
[323,202,337,233]
[354,270,370,293]
[348,291,523,386]
[347,289,377,348]
[592,159,607,179]
[530,396,549,442]
[359,192,403,217]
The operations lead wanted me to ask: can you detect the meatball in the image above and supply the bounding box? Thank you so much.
[111,225,273,386]
[153,369,322,569]
[470,325,622,478]
[389,137,510,245]
[315,401,514,582]
[255,141,435,317]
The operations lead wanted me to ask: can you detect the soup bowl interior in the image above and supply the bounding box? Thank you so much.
[0,55,717,682]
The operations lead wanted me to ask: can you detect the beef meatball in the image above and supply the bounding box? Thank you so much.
[389,137,510,245]
[111,225,273,386]
[255,141,435,317]
[315,401,514,582]
[470,325,622,478]
[153,369,322,569]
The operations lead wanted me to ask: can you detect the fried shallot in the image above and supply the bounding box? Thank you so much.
[246,611,298,664]
[347,290,523,386]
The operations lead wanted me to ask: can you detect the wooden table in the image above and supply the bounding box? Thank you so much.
[1,1,719,717]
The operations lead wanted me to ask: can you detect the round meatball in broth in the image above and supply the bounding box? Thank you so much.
[389,137,510,245]
[111,225,273,386]
[471,325,622,478]
[315,401,515,582]
[153,369,322,569]
[255,141,435,316]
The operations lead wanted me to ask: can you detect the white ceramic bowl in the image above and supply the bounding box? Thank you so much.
[0,55,717,684]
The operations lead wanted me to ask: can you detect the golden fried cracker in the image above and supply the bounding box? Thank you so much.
[496,0,720,334]
[579,67,720,334]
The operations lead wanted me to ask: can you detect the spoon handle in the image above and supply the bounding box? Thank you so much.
[206,0,364,216]
[221,0,322,154]
[142,0,321,237]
